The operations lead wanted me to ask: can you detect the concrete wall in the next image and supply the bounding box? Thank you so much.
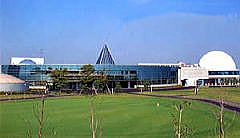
[180,67,209,87]
[180,67,209,80]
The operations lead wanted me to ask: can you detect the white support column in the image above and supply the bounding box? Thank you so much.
[111,88,114,94]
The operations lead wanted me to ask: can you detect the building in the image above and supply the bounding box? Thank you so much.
[180,51,240,87]
[11,57,45,65]
[1,64,179,89]
[1,46,239,90]
[180,65,209,86]
[0,74,28,92]
[0,46,179,89]
[199,51,240,86]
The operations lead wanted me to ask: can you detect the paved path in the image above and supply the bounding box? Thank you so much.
[128,92,240,113]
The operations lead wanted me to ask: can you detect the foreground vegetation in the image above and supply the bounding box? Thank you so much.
[0,94,240,138]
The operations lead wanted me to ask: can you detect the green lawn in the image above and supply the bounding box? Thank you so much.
[147,87,240,103]
[193,87,240,103]
[0,94,240,138]
[144,89,195,96]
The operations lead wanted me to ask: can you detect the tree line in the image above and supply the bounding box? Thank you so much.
[50,64,121,95]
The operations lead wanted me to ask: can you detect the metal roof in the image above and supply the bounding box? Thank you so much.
[0,74,25,84]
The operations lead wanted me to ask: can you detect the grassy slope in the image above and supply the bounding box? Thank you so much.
[145,89,195,96]
[147,87,240,103]
[0,95,240,138]
[193,87,240,103]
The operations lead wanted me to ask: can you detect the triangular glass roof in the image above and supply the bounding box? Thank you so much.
[96,44,115,64]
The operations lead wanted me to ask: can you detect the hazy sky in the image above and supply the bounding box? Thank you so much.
[1,0,240,67]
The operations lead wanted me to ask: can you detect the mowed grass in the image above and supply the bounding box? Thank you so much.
[147,87,240,103]
[0,95,240,138]
[193,87,240,103]
[144,89,195,96]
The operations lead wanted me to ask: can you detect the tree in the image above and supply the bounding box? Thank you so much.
[81,64,95,75]
[93,79,103,95]
[37,95,45,138]
[50,68,68,95]
[25,95,46,138]
[80,65,95,94]
[194,85,199,95]
[115,81,121,93]
[143,80,150,91]
[171,101,192,138]
[98,70,111,94]
[213,97,225,138]
[93,70,111,94]
[88,96,103,138]
[26,94,57,138]
[80,65,111,95]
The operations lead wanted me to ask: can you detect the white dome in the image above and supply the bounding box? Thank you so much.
[199,51,237,71]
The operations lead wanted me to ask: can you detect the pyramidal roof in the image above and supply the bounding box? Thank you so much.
[96,44,115,64]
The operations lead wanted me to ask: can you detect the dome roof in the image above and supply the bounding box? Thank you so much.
[0,74,25,84]
[199,51,237,71]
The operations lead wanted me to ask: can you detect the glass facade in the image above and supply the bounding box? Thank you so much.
[209,71,240,76]
[1,64,179,88]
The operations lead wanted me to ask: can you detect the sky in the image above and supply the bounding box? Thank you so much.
[0,0,240,67]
